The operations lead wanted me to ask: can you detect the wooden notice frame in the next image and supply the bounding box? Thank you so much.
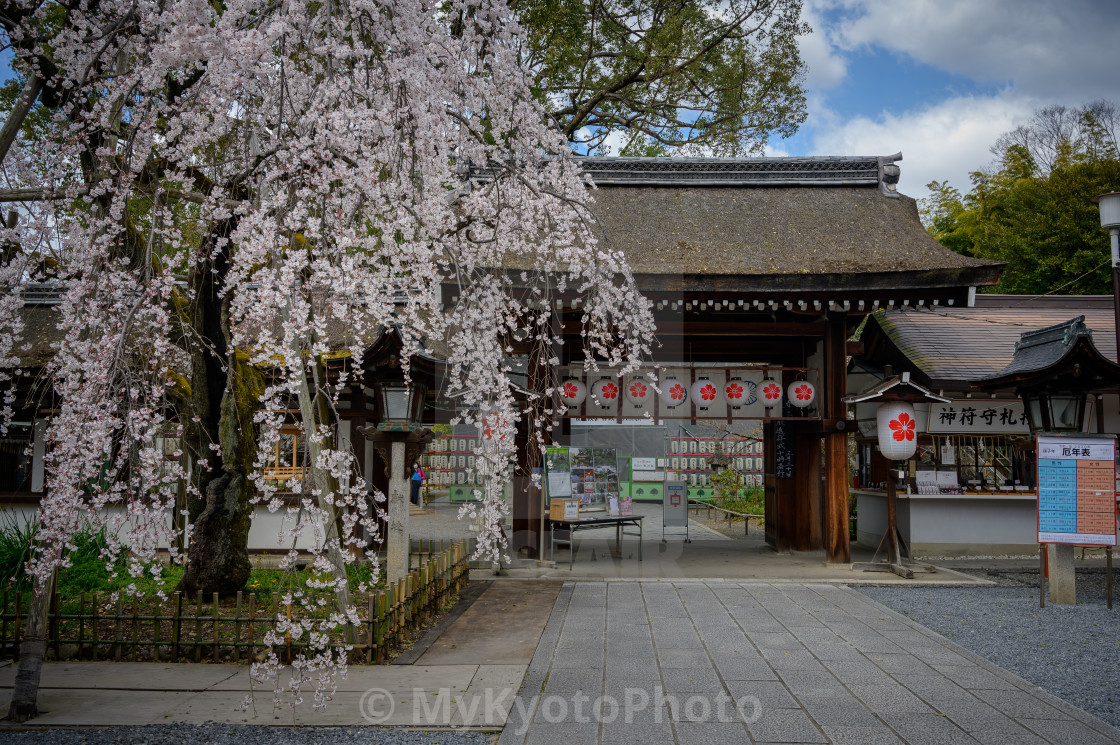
[1036,434,1117,547]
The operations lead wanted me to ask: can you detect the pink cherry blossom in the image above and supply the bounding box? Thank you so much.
[0,0,655,713]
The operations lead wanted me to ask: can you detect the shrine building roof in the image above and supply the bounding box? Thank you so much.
[857,295,1118,390]
[577,155,1002,296]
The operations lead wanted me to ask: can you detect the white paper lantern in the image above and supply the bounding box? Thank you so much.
[625,376,652,405]
[724,378,756,409]
[759,377,783,406]
[690,378,723,408]
[558,378,586,407]
[591,378,621,404]
[876,401,918,460]
[662,377,688,407]
[787,380,816,408]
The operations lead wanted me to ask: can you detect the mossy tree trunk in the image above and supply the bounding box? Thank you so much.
[176,221,261,598]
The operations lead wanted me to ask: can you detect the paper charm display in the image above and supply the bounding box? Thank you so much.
[787,380,816,408]
[591,378,620,405]
[760,377,783,406]
[690,378,722,408]
[625,376,652,405]
[662,377,688,407]
[559,378,586,407]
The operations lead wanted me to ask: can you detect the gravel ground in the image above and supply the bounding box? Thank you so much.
[859,566,1120,728]
[0,724,496,744]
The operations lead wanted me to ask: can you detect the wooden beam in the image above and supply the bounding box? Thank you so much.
[560,320,829,337]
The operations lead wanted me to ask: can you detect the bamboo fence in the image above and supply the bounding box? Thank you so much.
[0,539,469,664]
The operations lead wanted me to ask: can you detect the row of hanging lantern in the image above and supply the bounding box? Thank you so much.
[558,374,817,410]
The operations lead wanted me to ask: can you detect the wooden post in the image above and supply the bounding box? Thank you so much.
[823,317,851,563]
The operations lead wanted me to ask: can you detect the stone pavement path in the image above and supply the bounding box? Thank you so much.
[499,582,1120,745]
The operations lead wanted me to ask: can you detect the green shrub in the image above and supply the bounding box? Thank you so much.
[0,511,39,592]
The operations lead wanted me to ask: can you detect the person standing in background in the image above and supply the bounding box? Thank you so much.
[410,462,425,505]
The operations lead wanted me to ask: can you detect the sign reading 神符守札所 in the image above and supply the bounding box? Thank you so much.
[927,400,1030,434]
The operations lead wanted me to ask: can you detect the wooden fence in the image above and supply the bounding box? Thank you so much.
[0,539,469,664]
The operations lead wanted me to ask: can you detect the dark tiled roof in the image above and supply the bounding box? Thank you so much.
[862,296,1117,386]
[980,317,1093,381]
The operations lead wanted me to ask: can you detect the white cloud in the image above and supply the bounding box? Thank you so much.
[830,0,1120,101]
[807,93,1038,200]
[798,2,848,90]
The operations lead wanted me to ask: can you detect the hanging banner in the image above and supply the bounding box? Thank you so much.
[926,400,1029,434]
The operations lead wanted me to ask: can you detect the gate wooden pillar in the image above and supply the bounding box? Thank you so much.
[823,317,851,563]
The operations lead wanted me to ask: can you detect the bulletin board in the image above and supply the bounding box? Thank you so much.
[1036,434,1117,546]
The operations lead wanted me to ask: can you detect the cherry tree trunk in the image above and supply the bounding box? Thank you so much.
[7,570,54,722]
[176,233,259,597]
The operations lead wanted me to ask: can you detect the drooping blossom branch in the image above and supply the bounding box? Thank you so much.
[0,0,655,710]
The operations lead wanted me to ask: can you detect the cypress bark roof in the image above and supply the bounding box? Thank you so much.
[572,155,1002,293]
[589,185,995,278]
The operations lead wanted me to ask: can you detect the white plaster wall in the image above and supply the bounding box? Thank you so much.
[855,491,1039,556]
[0,502,326,552]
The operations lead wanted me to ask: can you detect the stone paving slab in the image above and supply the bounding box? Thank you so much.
[498,581,1120,745]
[0,661,525,728]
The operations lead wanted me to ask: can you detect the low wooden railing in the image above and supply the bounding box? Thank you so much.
[688,498,762,535]
[0,539,469,664]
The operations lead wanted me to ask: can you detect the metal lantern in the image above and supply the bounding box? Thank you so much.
[625,376,652,405]
[876,401,918,460]
[558,378,586,407]
[759,377,783,406]
[787,380,816,408]
[690,378,722,408]
[724,377,756,409]
[662,377,688,407]
[591,378,621,404]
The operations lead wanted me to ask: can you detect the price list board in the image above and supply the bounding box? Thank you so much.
[1036,435,1117,546]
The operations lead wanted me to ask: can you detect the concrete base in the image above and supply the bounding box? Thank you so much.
[1047,543,1077,604]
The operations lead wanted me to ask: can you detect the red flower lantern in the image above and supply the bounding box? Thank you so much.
[591,378,620,404]
[760,377,782,406]
[662,377,687,407]
[787,380,816,408]
[690,379,722,408]
[559,378,586,407]
[625,376,652,405]
[725,378,758,409]
[876,401,918,459]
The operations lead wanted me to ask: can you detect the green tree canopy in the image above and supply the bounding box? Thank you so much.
[514,0,810,155]
[922,101,1120,295]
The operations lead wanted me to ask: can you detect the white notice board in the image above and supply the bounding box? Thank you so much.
[663,480,688,527]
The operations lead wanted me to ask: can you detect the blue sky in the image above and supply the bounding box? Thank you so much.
[768,0,1120,202]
